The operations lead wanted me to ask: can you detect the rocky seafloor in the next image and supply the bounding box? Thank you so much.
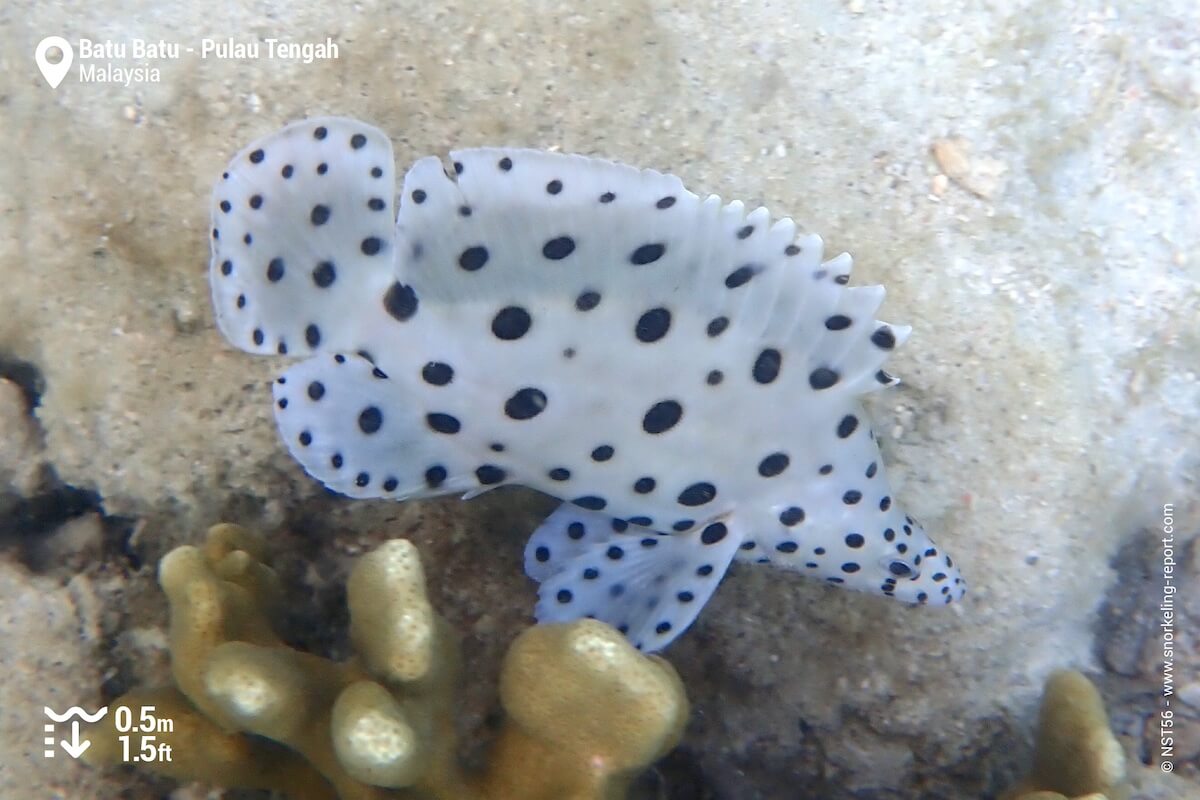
[1,1,1197,798]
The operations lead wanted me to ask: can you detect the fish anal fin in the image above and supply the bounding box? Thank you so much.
[528,510,746,652]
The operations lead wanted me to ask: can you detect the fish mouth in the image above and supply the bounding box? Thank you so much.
[891,563,966,606]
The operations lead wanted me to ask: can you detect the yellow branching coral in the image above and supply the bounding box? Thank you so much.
[1003,670,1127,800]
[486,619,687,800]
[85,524,687,800]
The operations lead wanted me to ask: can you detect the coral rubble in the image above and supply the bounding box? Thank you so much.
[86,523,687,799]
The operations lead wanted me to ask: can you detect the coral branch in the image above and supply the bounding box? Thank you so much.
[1004,670,1127,800]
[85,524,687,800]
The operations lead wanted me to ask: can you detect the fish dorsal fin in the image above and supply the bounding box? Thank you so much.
[392,148,702,305]
[390,147,910,399]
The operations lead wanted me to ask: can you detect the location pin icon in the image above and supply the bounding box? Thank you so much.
[35,36,73,89]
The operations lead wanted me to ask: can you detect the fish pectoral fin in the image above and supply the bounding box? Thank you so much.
[272,352,485,500]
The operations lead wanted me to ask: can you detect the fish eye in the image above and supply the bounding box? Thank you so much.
[886,559,917,578]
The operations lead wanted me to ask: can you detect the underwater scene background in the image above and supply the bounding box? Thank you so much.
[1,0,1197,798]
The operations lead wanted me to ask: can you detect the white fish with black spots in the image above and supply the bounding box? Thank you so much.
[208,117,965,653]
